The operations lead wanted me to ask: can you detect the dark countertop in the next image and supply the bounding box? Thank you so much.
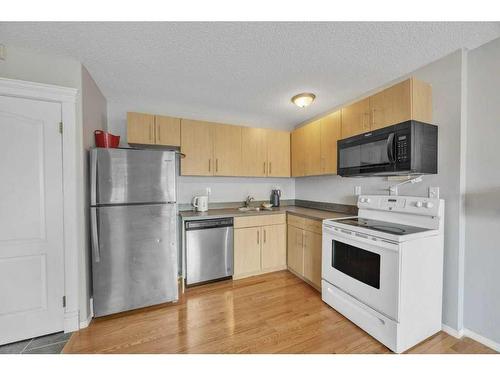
[179,205,354,222]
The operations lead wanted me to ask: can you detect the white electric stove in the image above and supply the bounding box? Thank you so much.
[321,195,445,353]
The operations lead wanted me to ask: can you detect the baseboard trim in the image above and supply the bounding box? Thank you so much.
[442,324,464,338]
[79,314,93,329]
[463,328,500,353]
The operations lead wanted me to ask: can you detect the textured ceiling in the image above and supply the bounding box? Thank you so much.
[1,22,499,129]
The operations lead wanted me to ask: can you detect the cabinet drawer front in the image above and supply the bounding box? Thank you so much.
[287,214,305,229]
[303,218,322,234]
[234,214,285,228]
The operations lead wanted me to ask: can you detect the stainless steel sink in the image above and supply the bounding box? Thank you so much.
[238,207,260,212]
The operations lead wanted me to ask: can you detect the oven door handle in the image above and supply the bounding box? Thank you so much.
[387,133,395,164]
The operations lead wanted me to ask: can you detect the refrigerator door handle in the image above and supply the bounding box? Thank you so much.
[90,149,98,205]
[91,207,100,263]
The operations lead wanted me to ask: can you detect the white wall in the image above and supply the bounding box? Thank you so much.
[295,51,466,331]
[81,65,107,323]
[464,37,500,345]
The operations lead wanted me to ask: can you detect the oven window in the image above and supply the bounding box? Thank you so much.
[332,240,380,289]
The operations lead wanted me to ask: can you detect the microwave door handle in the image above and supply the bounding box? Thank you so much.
[387,133,395,163]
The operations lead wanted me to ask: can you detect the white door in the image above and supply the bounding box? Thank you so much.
[0,95,65,345]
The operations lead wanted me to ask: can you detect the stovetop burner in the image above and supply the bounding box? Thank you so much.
[334,218,430,236]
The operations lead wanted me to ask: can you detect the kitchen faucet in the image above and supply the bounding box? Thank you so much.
[244,195,255,207]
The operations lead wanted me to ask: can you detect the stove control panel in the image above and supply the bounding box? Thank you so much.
[358,195,442,217]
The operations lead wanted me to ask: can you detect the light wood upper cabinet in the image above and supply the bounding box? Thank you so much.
[155,115,181,146]
[127,112,156,145]
[291,126,306,177]
[320,111,341,174]
[213,124,242,176]
[303,230,322,289]
[303,120,322,176]
[234,227,262,278]
[180,119,214,176]
[266,129,291,177]
[261,224,286,271]
[128,112,181,146]
[341,97,370,139]
[370,78,432,130]
[241,127,268,177]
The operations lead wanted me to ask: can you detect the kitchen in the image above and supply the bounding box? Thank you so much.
[0,14,499,371]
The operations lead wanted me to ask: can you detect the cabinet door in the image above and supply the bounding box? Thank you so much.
[127,112,155,145]
[266,129,290,177]
[303,120,322,176]
[370,79,411,130]
[291,126,306,177]
[155,115,181,146]
[180,119,214,176]
[287,225,304,275]
[341,98,370,139]
[261,224,286,271]
[234,227,262,278]
[303,230,322,288]
[213,124,242,176]
[320,111,341,174]
[241,127,267,177]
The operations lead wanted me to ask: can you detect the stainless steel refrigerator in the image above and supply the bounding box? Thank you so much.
[89,148,178,317]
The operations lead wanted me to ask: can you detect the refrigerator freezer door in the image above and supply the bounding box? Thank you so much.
[91,148,176,205]
[91,204,178,317]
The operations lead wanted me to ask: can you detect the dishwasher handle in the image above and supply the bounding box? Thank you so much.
[185,218,234,231]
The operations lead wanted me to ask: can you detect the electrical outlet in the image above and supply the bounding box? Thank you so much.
[429,187,439,199]
[354,186,362,196]
[205,187,211,196]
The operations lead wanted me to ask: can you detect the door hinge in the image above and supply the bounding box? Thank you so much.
[59,122,63,134]
[62,296,66,308]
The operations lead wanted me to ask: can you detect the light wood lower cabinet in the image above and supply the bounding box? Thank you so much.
[233,214,286,279]
[287,224,304,275]
[234,227,262,276]
[261,224,287,271]
[287,214,322,290]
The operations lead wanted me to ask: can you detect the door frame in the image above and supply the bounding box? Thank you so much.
[0,77,80,333]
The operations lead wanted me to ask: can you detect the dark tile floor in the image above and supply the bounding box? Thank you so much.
[0,331,71,354]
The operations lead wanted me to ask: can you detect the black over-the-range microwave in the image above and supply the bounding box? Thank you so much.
[337,120,438,177]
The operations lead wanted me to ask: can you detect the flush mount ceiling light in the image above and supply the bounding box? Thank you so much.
[291,92,316,108]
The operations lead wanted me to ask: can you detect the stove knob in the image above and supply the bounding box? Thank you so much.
[424,202,434,208]
[415,201,423,208]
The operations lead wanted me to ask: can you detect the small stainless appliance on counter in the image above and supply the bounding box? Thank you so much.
[185,218,234,285]
[89,148,179,317]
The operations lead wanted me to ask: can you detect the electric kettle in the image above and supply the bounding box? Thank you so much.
[192,195,209,212]
[270,189,281,207]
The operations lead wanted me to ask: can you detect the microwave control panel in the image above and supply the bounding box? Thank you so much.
[396,135,409,162]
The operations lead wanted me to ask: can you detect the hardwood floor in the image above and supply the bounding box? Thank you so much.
[63,271,496,354]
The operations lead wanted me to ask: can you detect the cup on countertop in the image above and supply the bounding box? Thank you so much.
[192,195,209,212]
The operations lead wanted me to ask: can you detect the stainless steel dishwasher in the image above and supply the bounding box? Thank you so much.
[185,218,233,286]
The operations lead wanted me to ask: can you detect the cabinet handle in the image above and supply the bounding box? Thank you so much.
[257,230,260,244]
[263,161,266,175]
[216,158,219,172]
[208,159,211,172]
[371,108,376,128]
[149,123,153,141]
[264,229,266,243]
[269,162,272,175]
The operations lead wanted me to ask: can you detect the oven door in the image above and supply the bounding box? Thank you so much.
[337,127,397,176]
[322,226,400,320]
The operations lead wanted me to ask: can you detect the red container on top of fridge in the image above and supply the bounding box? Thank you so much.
[94,130,120,148]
